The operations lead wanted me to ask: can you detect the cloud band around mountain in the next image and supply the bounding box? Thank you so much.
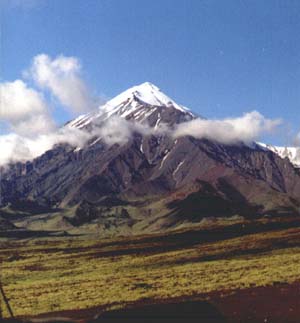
[0,54,285,166]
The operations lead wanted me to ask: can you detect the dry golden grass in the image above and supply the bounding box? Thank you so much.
[1,224,300,318]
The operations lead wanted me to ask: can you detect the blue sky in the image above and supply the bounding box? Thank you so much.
[1,0,300,145]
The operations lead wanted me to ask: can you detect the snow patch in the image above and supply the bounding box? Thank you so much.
[89,137,101,146]
[159,151,170,170]
[173,160,185,176]
[140,140,144,154]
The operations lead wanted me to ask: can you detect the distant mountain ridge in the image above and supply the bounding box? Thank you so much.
[256,142,300,168]
[1,82,300,235]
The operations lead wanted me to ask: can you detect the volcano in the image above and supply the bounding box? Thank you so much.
[1,82,300,234]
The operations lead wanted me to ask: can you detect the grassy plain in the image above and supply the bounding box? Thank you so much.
[1,217,300,320]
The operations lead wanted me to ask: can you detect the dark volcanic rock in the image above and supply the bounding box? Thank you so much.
[0,216,17,231]
[1,82,300,231]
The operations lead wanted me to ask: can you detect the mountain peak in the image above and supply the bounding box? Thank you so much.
[134,81,159,91]
[106,81,189,113]
[69,82,194,129]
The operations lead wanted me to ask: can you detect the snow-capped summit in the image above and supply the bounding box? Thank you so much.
[106,82,189,113]
[69,82,195,129]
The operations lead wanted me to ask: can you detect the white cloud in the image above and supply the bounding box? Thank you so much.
[27,54,96,114]
[0,126,91,166]
[92,116,168,146]
[173,111,281,144]
[0,134,33,165]
[0,114,169,166]
[294,132,300,146]
[95,116,133,146]
[0,111,282,166]
[0,53,100,166]
[1,80,46,121]
[0,80,54,136]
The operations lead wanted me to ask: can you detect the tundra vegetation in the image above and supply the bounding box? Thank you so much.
[1,216,300,320]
